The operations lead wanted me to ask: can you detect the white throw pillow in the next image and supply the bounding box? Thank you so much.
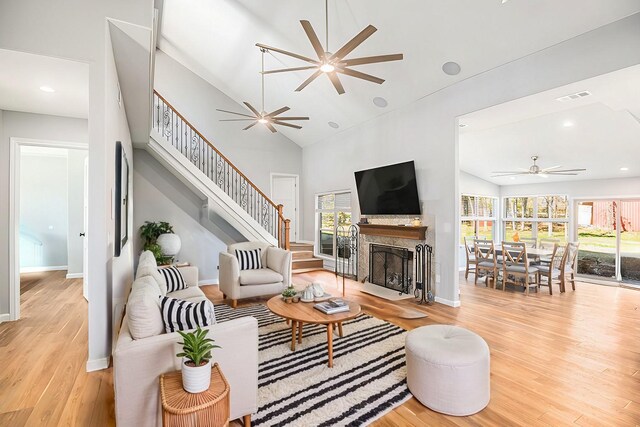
[136,252,167,296]
[127,276,164,339]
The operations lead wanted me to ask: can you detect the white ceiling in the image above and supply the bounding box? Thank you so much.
[459,65,640,185]
[0,49,89,119]
[158,0,640,147]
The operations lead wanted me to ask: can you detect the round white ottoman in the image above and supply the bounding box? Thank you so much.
[405,325,490,416]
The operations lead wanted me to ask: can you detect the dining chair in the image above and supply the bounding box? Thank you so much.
[538,238,560,263]
[463,236,476,280]
[474,239,498,288]
[561,242,580,291]
[501,241,539,295]
[520,237,537,248]
[535,243,564,295]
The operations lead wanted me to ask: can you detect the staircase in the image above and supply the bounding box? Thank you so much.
[290,243,325,273]
[149,91,290,249]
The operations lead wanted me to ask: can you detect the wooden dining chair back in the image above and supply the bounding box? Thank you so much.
[536,243,563,295]
[464,236,477,280]
[561,242,580,291]
[520,238,537,248]
[538,238,560,264]
[501,241,539,295]
[474,239,497,288]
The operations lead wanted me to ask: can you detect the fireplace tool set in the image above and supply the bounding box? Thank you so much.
[415,243,434,304]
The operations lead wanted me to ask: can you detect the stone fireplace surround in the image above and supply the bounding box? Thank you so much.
[357,215,436,298]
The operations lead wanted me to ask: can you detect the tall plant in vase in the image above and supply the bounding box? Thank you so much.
[139,221,179,265]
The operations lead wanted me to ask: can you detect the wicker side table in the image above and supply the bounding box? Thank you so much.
[160,363,230,427]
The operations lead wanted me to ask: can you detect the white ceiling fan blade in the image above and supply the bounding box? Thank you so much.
[541,165,562,172]
[549,168,586,172]
[491,170,529,174]
[546,172,579,175]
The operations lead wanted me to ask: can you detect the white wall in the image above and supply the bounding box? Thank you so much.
[133,149,226,282]
[67,150,88,276]
[500,176,640,199]
[20,149,69,268]
[153,49,304,219]
[301,14,640,306]
[0,0,153,367]
[106,29,137,356]
[460,171,500,197]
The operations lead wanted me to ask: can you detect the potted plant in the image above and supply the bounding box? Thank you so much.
[176,326,221,393]
[139,221,179,265]
[282,286,297,303]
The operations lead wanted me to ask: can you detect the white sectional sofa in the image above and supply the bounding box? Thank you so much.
[113,251,258,427]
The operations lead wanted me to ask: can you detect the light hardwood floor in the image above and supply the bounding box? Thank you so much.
[2,270,639,426]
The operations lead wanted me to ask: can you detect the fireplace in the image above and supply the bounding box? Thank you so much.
[369,244,413,295]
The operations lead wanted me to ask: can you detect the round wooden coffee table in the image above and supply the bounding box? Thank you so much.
[266,295,361,367]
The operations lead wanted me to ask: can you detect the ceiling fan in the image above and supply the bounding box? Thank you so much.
[491,156,586,178]
[255,0,403,95]
[216,49,309,133]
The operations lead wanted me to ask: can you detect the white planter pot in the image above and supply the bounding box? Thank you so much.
[157,233,181,257]
[181,358,211,393]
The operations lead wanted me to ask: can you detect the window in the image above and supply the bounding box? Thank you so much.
[502,195,568,243]
[460,195,498,243]
[316,191,352,258]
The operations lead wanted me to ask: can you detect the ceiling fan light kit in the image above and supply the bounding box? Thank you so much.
[491,156,587,178]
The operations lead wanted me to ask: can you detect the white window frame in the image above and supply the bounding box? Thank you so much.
[314,190,352,260]
[502,194,569,242]
[460,194,499,244]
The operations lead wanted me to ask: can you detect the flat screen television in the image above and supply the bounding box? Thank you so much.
[354,161,421,215]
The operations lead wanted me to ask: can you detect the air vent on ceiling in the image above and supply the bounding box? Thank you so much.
[555,91,592,102]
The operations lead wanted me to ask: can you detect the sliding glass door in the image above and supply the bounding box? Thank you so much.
[576,199,640,285]
[620,200,640,284]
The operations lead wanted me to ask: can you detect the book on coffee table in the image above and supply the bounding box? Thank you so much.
[314,301,350,315]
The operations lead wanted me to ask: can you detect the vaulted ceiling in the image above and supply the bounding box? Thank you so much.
[158,0,640,147]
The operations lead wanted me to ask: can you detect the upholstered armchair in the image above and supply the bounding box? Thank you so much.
[219,242,292,308]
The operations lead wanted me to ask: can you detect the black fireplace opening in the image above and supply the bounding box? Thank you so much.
[369,244,413,294]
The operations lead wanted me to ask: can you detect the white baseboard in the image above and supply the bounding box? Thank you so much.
[20,265,67,273]
[0,313,11,323]
[66,272,84,279]
[435,296,462,308]
[199,279,219,286]
[86,357,110,372]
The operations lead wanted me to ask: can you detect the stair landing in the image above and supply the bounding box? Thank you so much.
[290,243,325,273]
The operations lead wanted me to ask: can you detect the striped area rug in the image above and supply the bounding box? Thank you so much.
[215,304,412,427]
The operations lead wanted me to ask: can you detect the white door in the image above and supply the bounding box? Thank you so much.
[82,157,89,301]
[271,175,298,242]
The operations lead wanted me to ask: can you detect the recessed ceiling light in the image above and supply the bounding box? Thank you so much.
[442,62,461,76]
[459,123,467,128]
[328,121,339,129]
[373,97,388,108]
[620,167,629,171]
[563,121,574,127]
[39,85,55,93]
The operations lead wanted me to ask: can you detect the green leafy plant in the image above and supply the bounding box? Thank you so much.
[282,286,297,298]
[176,326,221,367]
[139,221,174,264]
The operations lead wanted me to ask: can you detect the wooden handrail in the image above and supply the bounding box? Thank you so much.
[153,90,291,250]
[153,90,278,210]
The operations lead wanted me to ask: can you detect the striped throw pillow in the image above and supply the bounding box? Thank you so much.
[235,248,263,270]
[160,296,216,333]
[158,266,187,293]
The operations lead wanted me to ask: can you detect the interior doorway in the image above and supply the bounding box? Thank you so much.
[9,138,88,320]
[270,173,299,242]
